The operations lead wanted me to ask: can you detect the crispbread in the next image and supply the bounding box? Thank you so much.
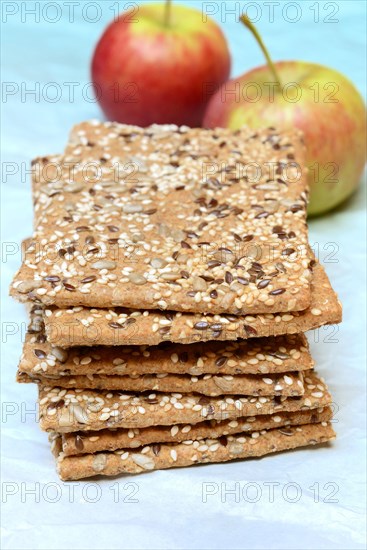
[20,320,312,376]
[51,422,335,480]
[38,371,331,433]
[41,261,341,347]
[18,369,305,397]
[11,120,313,315]
[8,119,342,480]
[61,407,332,456]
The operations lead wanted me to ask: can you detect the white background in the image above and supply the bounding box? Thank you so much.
[1,1,366,549]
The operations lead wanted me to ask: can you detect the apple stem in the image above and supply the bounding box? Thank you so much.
[240,15,282,89]
[164,0,172,27]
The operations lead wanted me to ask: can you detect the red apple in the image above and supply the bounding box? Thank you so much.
[203,16,366,216]
[91,1,231,127]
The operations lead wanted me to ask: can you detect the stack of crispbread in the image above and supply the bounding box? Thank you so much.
[10,120,341,480]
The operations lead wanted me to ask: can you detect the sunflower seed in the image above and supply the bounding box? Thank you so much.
[131,454,155,470]
[91,260,117,270]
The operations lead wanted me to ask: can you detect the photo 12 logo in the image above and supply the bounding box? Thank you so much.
[202,480,340,503]
[201,2,340,24]
[1,2,140,24]
[1,480,140,504]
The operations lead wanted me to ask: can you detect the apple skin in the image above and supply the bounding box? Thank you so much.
[92,3,231,127]
[203,61,366,216]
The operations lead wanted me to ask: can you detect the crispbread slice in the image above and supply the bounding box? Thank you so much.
[61,407,332,456]
[18,369,305,397]
[40,261,341,347]
[51,422,335,480]
[38,371,331,433]
[20,315,313,377]
[11,120,313,315]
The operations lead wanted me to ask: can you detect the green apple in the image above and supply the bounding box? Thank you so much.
[203,16,366,216]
